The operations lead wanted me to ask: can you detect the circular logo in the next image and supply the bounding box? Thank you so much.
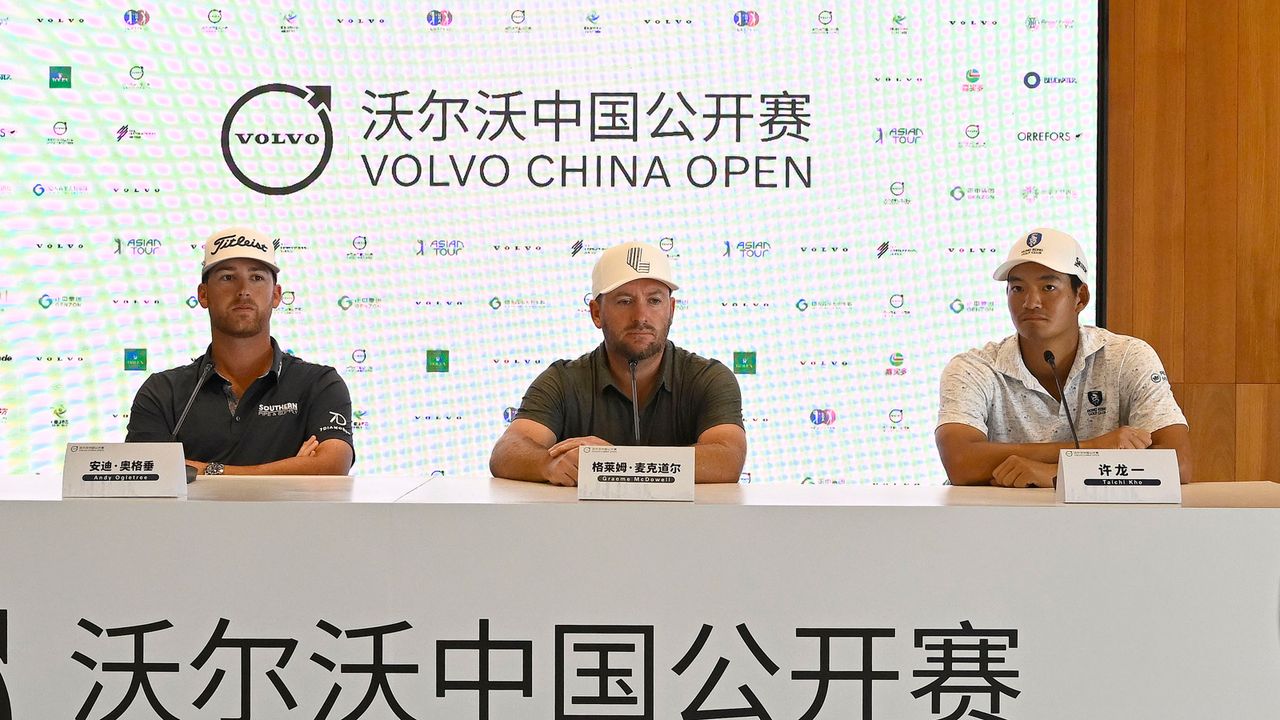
[582,292,592,306]
[809,409,836,426]
[129,65,145,81]
[221,83,333,196]
[1023,71,1042,89]
[888,409,904,424]
[1026,232,1043,247]
[428,9,453,26]
[734,10,759,27]
[123,9,150,26]
[52,121,68,136]
[352,235,368,251]
[352,349,367,363]
[510,9,525,24]
[817,10,832,25]
[503,407,518,423]
[964,123,980,139]
[889,181,905,196]
[889,293,904,308]
[950,186,966,201]
[889,353,905,367]
[208,8,222,23]
[658,236,675,252]
[966,68,981,83]
[281,291,296,306]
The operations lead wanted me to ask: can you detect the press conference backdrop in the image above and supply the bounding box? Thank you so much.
[0,2,1100,482]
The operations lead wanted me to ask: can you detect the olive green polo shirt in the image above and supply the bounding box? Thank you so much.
[515,342,743,446]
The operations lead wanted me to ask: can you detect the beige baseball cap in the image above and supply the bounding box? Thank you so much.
[993,228,1089,281]
[591,241,679,297]
[201,227,279,279]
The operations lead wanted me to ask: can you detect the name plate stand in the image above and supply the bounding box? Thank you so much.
[578,445,695,502]
[1056,448,1181,504]
[62,443,187,498]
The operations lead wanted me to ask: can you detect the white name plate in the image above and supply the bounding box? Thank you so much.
[62,443,187,499]
[1056,448,1181,504]
[578,445,695,502]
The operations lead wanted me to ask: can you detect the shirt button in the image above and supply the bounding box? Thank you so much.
[234,416,240,422]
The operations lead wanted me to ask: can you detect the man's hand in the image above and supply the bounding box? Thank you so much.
[296,435,319,457]
[1083,426,1152,450]
[992,456,1057,488]
[544,436,611,486]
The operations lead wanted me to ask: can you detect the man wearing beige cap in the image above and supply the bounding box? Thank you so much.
[126,227,354,476]
[490,241,746,485]
[935,228,1191,487]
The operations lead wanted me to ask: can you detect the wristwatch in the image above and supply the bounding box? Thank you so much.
[204,462,225,476]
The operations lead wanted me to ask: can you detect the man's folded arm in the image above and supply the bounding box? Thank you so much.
[692,423,747,484]
[935,422,1073,485]
[490,418,558,482]
[211,439,353,476]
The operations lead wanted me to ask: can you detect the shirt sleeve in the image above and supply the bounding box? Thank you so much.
[692,360,744,437]
[515,362,567,439]
[305,367,356,458]
[936,353,996,435]
[125,373,174,442]
[1118,340,1188,431]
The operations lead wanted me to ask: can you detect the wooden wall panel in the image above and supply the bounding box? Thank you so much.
[1130,0,1187,381]
[1183,2,1237,384]
[1105,0,1136,333]
[1236,385,1280,482]
[1172,383,1236,482]
[1237,0,1280,383]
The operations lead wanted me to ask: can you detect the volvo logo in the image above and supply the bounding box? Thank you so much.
[221,83,333,196]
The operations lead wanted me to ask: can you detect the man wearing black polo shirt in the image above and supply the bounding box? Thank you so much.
[126,227,354,476]
[490,241,746,485]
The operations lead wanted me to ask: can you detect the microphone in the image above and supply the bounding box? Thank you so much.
[173,361,215,483]
[1044,351,1080,449]
[628,360,641,445]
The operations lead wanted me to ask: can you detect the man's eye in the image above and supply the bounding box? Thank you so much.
[1045,285,1056,292]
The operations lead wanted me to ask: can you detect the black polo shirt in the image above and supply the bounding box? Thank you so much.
[126,339,355,466]
[515,342,743,446]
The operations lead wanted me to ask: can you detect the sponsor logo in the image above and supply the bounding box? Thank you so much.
[222,83,334,196]
[724,240,771,258]
[426,349,450,373]
[809,409,837,426]
[123,9,150,27]
[49,66,72,89]
[259,402,300,417]
[733,351,756,375]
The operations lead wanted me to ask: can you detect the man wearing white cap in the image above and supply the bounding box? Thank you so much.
[935,228,1191,487]
[126,227,354,476]
[490,241,746,485]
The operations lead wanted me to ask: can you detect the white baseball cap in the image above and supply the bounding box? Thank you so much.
[993,228,1089,281]
[591,241,679,297]
[201,226,279,279]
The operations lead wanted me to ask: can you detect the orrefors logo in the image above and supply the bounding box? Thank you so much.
[221,83,333,196]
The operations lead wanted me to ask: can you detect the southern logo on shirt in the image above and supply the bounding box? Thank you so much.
[1086,390,1106,416]
[258,401,299,417]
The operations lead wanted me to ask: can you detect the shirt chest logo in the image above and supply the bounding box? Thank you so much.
[258,401,299,417]
[1085,390,1107,416]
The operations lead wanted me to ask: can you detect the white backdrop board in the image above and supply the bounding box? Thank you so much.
[0,2,1102,481]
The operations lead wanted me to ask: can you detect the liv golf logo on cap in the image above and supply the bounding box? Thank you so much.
[221,83,333,195]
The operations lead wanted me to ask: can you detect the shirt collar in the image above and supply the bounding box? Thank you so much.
[198,337,286,385]
[994,326,1105,392]
[592,341,675,397]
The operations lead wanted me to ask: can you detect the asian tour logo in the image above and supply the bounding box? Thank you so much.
[221,83,333,195]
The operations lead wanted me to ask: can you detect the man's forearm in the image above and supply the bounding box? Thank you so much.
[489,435,550,482]
[944,440,1076,485]
[693,441,745,484]
[217,442,352,476]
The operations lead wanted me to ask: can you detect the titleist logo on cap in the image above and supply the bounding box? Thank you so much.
[211,234,267,255]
